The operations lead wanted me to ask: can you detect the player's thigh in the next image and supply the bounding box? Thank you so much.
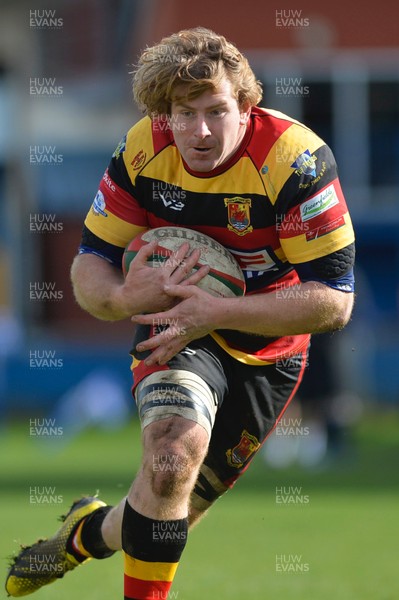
[133,336,229,441]
[191,348,308,507]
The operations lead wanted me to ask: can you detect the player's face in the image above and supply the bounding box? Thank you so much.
[170,78,251,172]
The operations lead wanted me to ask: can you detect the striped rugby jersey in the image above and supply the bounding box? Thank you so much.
[82,106,355,365]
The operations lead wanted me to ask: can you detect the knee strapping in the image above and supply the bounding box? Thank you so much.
[135,370,217,437]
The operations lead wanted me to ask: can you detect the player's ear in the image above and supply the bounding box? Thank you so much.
[239,101,251,125]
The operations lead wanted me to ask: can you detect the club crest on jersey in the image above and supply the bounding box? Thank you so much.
[224,197,253,236]
[131,149,146,170]
[291,149,317,177]
[226,429,260,468]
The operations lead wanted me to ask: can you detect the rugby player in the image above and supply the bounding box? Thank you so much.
[6,27,355,599]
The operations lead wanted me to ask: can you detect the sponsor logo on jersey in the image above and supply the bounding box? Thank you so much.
[158,192,185,211]
[224,197,253,236]
[131,149,146,170]
[300,184,339,222]
[226,430,260,468]
[180,347,196,356]
[102,169,116,192]
[112,135,126,159]
[153,182,186,211]
[305,215,345,241]
[291,149,317,177]
[92,190,107,217]
[228,247,279,272]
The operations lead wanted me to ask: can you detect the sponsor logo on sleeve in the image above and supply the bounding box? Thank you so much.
[112,135,126,159]
[102,169,116,193]
[305,215,345,241]
[299,160,327,189]
[300,184,339,222]
[91,190,107,217]
[291,149,317,177]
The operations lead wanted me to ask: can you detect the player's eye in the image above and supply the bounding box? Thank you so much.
[209,109,226,117]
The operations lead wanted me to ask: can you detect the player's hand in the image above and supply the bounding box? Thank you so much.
[118,240,209,315]
[131,283,221,365]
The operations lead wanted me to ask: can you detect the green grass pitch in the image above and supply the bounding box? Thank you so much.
[1,412,399,599]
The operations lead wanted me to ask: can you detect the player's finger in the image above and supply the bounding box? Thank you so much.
[144,338,186,366]
[180,264,209,286]
[132,312,164,325]
[169,247,201,283]
[135,326,181,356]
[164,242,191,273]
[131,239,159,266]
[162,284,193,300]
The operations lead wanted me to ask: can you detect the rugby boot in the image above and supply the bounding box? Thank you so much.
[5,496,107,597]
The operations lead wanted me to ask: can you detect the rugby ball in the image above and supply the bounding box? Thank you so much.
[123,226,245,298]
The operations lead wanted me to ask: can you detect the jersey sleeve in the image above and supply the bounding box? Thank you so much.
[83,131,149,249]
[294,243,355,292]
[273,130,355,275]
[78,225,126,268]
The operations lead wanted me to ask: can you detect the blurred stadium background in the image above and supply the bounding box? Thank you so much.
[1,1,399,599]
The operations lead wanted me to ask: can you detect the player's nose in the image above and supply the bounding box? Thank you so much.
[193,116,211,138]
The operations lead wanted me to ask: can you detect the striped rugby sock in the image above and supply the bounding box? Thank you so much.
[122,501,187,600]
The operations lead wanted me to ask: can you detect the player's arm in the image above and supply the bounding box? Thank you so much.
[131,247,354,365]
[134,257,354,338]
[198,276,354,336]
[133,215,355,362]
[204,240,356,335]
[71,252,129,321]
[71,232,207,321]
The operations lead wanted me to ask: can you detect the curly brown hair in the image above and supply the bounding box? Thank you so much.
[132,27,262,116]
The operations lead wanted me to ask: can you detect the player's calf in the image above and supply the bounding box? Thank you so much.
[123,415,209,600]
